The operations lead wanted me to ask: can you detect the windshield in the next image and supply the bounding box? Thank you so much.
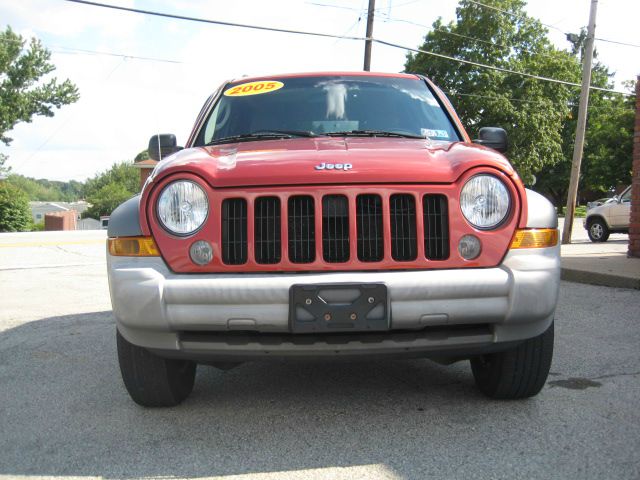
[195,75,461,146]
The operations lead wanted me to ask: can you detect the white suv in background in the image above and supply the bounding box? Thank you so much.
[584,186,631,242]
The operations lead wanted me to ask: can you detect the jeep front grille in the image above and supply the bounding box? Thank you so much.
[390,194,417,261]
[221,198,247,265]
[356,194,384,262]
[423,194,449,260]
[254,196,281,264]
[220,190,450,267]
[288,195,315,264]
[322,195,350,263]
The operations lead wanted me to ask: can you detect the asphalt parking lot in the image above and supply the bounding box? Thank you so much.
[1,230,639,479]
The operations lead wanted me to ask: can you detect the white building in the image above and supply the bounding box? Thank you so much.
[29,201,90,224]
[78,217,102,230]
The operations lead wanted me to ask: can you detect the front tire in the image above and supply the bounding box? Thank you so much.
[587,218,610,242]
[117,330,196,407]
[470,322,554,399]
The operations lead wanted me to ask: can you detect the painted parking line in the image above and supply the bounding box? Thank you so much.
[0,262,106,271]
[0,239,106,248]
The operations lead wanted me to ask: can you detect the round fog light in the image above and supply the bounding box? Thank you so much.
[190,240,213,265]
[458,235,481,260]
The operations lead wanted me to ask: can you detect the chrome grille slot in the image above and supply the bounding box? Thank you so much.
[221,198,247,265]
[356,194,383,262]
[322,195,350,263]
[423,194,450,260]
[390,194,417,261]
[288,196,315,263]
[254,196,281,264]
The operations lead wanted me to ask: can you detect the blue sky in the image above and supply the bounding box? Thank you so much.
[1,0,638,181]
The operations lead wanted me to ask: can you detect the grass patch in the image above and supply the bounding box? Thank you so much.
[558,205,587,218]
[574,206,587,218]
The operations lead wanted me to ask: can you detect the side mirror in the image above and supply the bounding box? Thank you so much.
[613,195,620,204]
[148,134,182,161]
[474,127,508,153]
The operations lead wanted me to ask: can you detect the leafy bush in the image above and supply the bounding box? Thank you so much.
[30,221,45,231]
[0,183,32,232]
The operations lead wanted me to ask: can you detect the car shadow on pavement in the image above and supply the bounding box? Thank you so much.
[0,312,548,479]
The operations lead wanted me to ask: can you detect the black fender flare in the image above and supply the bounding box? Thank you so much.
[107,195,142,237]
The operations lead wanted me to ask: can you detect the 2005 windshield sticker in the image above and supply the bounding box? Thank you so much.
[224,81,284,97]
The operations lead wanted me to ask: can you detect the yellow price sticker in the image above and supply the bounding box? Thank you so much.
[224,80,284,97]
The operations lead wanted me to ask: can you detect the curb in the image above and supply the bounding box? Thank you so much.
[561,268,640,290]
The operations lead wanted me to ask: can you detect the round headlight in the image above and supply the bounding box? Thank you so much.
[460,174,510,229]
[157,180,209,235]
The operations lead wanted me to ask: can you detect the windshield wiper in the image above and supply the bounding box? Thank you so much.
[252,129,318,137]
[206,130,317,146]
[324,130,426,139]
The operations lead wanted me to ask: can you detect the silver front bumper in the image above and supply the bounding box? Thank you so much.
[107,244,560,358]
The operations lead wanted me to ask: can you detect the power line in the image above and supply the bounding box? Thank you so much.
[448,91,633,110]
[63,0,365,42]
[61,0,634,96]
[51,45,183,63]
[309,0,420,14]
[0,36,184,64]
[312,0,640,51]
[377,14,561,60]
[374,0,423,12]
[332,13,364,46]
[384,0,424,8]
[466,0,568,34]
[466,0,640,49]
[595,37,640,48]
[20,58,127,167]
[375,39,633,96]
[308,2,363,12]
[0,8,563,66]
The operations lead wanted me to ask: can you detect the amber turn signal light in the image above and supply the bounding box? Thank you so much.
[510,229,559,249]
[108,237,160,256]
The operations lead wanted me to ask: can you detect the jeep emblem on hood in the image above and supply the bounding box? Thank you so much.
[315,163,352,171]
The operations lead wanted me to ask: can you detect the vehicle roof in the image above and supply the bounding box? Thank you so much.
[229,71,421,85]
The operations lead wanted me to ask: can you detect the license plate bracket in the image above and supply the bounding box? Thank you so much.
[289,283,389,333]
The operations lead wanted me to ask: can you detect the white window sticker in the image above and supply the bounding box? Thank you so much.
[421,128,450,139]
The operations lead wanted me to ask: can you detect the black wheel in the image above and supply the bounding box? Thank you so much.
[470,322,554,399]
[117,329,196,407]
[587,218,610,242]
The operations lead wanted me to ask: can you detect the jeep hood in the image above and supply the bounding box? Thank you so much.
[149,137,516,187]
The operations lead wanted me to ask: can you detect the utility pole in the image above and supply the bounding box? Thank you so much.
[363,0,376,71]
[562,0,598,244]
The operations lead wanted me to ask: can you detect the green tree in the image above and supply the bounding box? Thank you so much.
[0,153,10,175]
[581,91,634,193]
[60,179,85,200]
[134,149,150,162]
[404,0,580,183]
[535,33,635,207]
[5,174,84,201]
[0,182,32,232]
[0,26,79,146]
[84,162,139,218]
